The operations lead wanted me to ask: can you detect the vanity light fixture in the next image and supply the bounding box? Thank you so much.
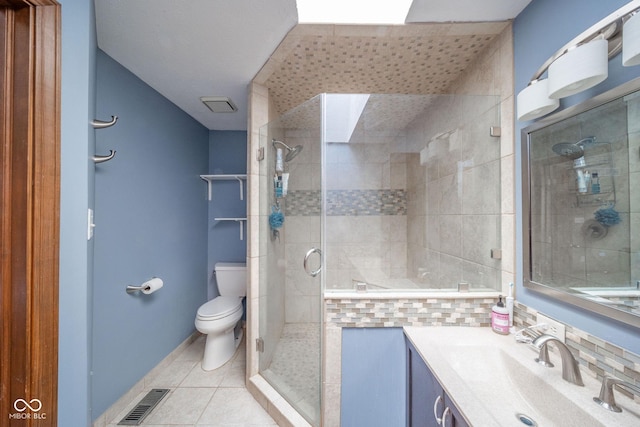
[200,96,238,113]
[517,0,640,122]
[547,38,609,99]
[623,12,640,66]
[516,78,559,121]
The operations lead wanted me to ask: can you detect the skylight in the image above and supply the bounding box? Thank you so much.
[325,94,370,143]
[296,0,413,24]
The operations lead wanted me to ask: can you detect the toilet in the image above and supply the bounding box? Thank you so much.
[195,262,246,371]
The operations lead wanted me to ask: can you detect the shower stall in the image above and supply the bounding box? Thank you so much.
[257,93,502,425]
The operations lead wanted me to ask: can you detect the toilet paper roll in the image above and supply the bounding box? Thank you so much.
[142,278,163,295]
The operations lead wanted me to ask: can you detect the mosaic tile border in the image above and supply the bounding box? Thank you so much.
[514,302,640,403]
[325,297,493,328]
[286,189,406,216]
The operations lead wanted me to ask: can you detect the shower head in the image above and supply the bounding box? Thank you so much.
[284,144,303,161]
[272,139,303,162]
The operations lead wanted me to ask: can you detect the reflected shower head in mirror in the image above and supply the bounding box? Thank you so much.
[272,139,303,162]
[551,136,596,160]
[552,142,585,159]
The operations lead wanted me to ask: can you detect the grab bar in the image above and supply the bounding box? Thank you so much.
[303,247,322,277]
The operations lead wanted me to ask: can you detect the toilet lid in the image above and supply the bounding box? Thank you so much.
[197,296,242,320]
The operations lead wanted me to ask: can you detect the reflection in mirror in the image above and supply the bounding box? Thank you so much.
[522,78,640,328]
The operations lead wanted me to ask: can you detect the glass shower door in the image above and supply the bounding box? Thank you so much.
[258,95,323,426]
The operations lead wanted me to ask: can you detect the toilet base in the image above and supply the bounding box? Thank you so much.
[234,325,244,350]
[201,322,242,371]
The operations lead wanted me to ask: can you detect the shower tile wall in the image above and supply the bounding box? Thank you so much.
[324,142,410,291]
[404,96,502,290]
[283,99,506,294]
[278,129,412,317]
[281,130,322,324]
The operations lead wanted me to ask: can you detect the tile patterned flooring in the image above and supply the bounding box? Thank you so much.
[106,335,277,427]
[261,324,320,424]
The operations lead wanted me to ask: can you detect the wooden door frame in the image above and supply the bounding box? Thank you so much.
[1,0,61,425]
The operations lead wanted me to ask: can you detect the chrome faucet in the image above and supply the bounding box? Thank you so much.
[532,334,584,386]
[594,376,640,412]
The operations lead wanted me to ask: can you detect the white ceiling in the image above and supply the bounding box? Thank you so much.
[95,0,532,131]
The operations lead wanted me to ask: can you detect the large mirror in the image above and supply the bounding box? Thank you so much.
[522,78,640,328]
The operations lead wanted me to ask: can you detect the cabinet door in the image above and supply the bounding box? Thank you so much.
[407,340,443,427]
[444,394,470,427]
[407,339,470,427]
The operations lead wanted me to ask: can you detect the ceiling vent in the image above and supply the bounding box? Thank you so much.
[200,96,238,113]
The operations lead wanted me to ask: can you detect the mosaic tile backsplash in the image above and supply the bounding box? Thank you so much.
[514,302,640,403]
[286,189,406,216]
[325,296,493,327]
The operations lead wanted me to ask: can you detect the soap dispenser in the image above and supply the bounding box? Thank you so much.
[491,296,510,335]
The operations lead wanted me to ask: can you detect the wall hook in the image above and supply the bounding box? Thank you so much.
[93,150,116,163]
[91,115,118,129]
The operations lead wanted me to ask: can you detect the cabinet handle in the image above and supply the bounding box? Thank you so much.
[442,407,452,427]
[433,395,444,425]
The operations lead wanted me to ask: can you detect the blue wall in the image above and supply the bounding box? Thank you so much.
[59,0,96,425]
[58,5,247,422]
[341,328,406,426]
[514,0,640,353]
[207,130,248,297]
[91,51,209,418]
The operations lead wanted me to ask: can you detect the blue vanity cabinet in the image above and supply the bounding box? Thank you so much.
[406,338,469,427]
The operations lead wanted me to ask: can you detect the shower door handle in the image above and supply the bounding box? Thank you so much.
[303,247,322,277]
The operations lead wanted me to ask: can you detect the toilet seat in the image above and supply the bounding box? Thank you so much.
[197,296,242,321]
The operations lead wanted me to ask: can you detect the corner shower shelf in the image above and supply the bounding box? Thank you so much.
[566,142,616,207]
[200,174,247,201]
[214,217,247,240]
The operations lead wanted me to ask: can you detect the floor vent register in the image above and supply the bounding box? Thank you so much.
[118,388,170,425]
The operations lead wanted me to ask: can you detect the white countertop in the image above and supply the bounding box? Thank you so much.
[404,326,640,427]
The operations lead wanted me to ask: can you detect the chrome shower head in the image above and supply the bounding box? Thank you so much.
[284,144,303,161]
[272,139,303,162]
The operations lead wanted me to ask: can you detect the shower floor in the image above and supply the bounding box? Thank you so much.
[262,323,321,425]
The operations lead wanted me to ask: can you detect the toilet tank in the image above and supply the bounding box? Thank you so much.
[214,262,247,297]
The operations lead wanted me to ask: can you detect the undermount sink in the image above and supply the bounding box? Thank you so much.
[405,327,640,427]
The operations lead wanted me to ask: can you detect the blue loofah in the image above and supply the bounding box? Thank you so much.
[269,205,285,229]
[594,206,621,227]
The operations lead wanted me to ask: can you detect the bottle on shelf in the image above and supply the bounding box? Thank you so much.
[583,169,590,191]
[576,169,588,193]
[591,172,600,194]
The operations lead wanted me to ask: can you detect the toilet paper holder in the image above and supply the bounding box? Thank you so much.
[126,284,147,294]
[126,277,163,295]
